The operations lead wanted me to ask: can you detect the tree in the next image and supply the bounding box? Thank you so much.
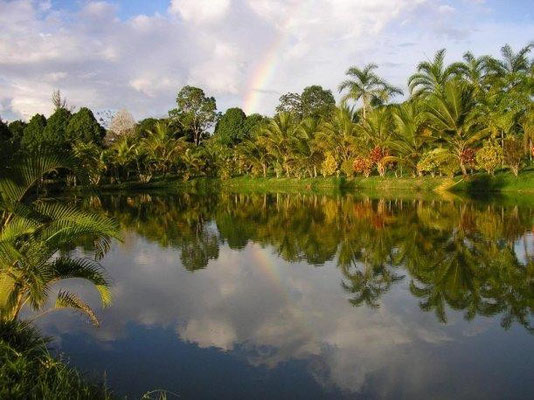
[41,108,72,150]
[275,92,302,117]
[21,114,47,152]
[408,49,456,96]
[8,120,26,149]
[300,85,336,120]
[451,51,488,95]
[476,141,503,175]
[51,89,73,111]
[0,118,10,143]
[338,64,402,119]
[66,107,105,146]
[109,109,136,140]
[503,137,524,176]
[135,117,160,138]
[424,81,489,175]
[214,107,247,146]
[169,86,217,146]
[0,152,120,324]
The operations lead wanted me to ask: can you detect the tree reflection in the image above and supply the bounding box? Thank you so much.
[80,191,534,332]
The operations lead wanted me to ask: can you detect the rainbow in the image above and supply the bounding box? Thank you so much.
[242,2,303,115]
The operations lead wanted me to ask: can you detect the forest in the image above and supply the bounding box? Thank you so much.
[2,43,534,185]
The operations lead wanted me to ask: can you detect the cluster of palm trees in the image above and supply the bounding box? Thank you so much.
[237,44,533,179]
[77,43,533,184]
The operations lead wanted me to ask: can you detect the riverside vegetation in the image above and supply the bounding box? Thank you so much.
[2,43,534,192]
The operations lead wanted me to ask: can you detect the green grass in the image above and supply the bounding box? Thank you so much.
[65,168,534,196]
[0,320,113,400]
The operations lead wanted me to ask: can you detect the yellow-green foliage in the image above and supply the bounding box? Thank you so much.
[476,141,503,175]
[340,159,354,177]
[321,153,338,177]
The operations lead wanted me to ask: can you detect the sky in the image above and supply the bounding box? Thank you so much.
[0,0,533,121]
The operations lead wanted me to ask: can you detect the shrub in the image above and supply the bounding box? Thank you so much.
[369,146,389,176]
[0,321,112,400]
[340,159,354,177]
[503,137,523,176]
[417,153,438,177]
[476,141,503,176]
[321,153,338,177]
[353,157,373,177]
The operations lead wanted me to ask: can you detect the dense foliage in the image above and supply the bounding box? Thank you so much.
[2,43,534,184]
[0,320,112,399]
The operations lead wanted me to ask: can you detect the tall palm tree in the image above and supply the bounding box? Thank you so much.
[0,152,120,325]
[338,64,403,119]
[424,81,489,175]
[316,106,360,163]
[385,102,433,176]
[257,112,299,177]
[485,43,534,90]
[408,49,457,97]
[450,51,488,94]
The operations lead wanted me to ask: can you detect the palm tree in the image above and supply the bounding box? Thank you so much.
[386,102,433,176]
[142,121,187,176]
[338,64,403,119]
[424,81,489,175]
[316,106,360,163]
[408,49,457,97]
[485,44,533,83]
[257,112,300,177]
[0,152,120,325]
[450,51,488,94]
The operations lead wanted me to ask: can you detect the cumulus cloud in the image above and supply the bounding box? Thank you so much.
[0,0,532,121]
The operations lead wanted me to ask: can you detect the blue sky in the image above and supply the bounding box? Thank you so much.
[0,0,533,121]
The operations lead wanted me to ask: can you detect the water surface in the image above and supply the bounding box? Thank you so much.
[34,192,534,399]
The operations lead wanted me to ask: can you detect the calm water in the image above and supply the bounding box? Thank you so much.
[32,192,534,399]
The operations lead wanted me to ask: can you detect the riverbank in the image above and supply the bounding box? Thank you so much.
[72,169,534,196]
[0,321,112,400]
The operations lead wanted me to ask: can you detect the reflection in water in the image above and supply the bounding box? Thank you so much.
[38,192,534,398]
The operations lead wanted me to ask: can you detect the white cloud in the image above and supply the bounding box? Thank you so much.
[169,0,231,24]
[0,0,533,121]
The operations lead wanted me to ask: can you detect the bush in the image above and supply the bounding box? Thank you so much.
[340,159,354,177]
[503,137,523,176]
[369,146,389,176]
[321,153,338,177]
[353,157,373,177]
[0,321,112,400]
[476,141,503,176]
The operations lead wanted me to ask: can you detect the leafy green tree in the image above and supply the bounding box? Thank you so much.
[476,140,503,175]
[66,107,105,146]
[135,117,160,138]
[0,118,10,142]
[339,64,402,119]
[214,107,247,146]
[21,114,47,152]
[275,92,303,117]
[8,120,26,149]
[243,113,268,138]
[169,86,217,146]
[41,108,72,150]
[503,136,524,176]
[301,85,336,119]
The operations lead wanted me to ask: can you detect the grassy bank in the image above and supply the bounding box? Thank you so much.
[66,169,534,196]
[0,321,112,400]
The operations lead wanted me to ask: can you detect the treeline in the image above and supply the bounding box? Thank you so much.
[2,43,534,184]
